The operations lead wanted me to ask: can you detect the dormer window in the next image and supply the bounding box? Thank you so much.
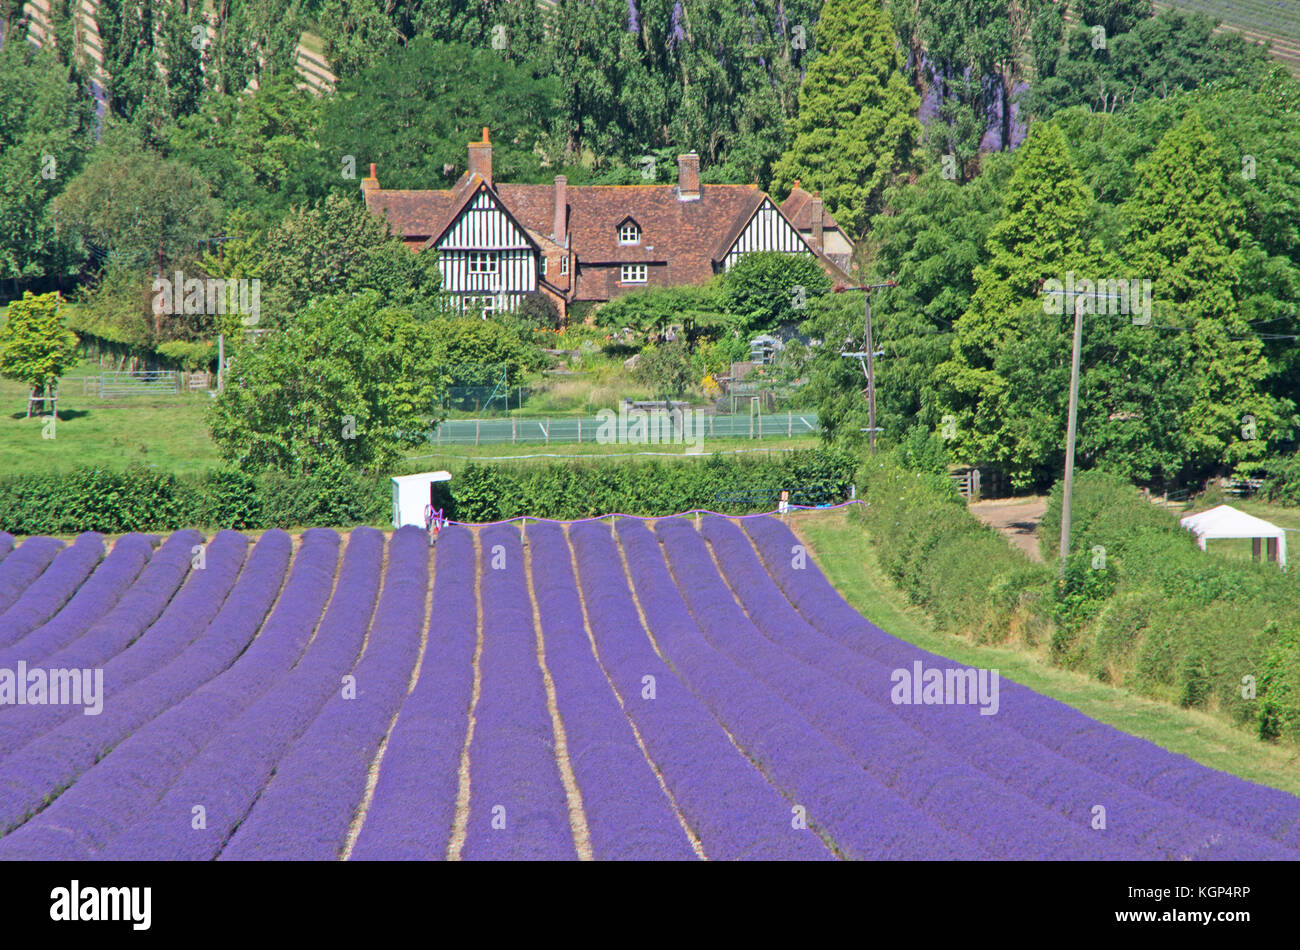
[618,221,641,245]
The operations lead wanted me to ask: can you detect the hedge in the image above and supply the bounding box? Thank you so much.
[0,448,856,535]
[449,449,857,522]
[854,459,1300,745]
[853,456,1052,642]
[1040,470,1300,741]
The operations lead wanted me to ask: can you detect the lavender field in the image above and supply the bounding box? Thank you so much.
[0,516,1297,860]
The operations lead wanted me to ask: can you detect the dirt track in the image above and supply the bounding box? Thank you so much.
[968,496,1048,562]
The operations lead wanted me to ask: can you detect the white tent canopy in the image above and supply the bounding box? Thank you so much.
[1179,504,1286,567]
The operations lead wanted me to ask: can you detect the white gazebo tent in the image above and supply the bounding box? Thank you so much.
[1179,504,1286,568]
[391,471,452,529]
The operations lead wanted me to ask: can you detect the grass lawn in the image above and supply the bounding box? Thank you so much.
[0,361,221,476]
[792,508,1300,797]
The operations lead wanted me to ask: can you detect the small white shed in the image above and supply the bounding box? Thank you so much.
[1179,504,1287,568]
[391,471,452,529]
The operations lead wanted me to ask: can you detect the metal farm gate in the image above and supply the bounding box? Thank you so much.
[98,371,181,398]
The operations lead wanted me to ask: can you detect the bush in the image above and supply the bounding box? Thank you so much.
[855,456,1051,640]
[447,449,858,523]
[1041,469,1300,736]
[0,449,856,536]
[0,465,386,535]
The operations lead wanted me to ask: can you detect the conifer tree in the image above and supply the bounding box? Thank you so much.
[1120,111,1283,472]
[771,0,921,236]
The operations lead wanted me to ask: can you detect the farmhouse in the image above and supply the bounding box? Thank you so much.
[361,128,853,320]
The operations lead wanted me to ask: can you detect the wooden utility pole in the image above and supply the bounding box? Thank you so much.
[1058,295,1084,579]
[1048,284,1127,578]
[838,280,896,454]
[864,290,877,454]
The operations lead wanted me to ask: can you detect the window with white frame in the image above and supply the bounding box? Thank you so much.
[618,221,641,245]
[464,295,495,317]
[468,251,499,274]
[560,256,569,275]
[620,264,647,284]
[539,256,547,276]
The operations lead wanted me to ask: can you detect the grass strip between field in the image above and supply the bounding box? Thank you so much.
[792,509,1300,799]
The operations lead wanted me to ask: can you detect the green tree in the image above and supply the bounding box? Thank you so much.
[933,122,1100,482]
[0,40,92,295]
[53,128,220,271]
[1120,111,1283,474]
[208,291,446,473]
[771,0,921,236]
[634,338,696,397]
[257,193,442,322]
[426,316,544,386]
[316,38,560,191]
[802,155,1014,446]
[721,251,832,337]
[1028,9,1270,120]
[165,73,323,224]
[0,291,79,415]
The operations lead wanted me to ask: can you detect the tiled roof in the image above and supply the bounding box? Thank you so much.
[781,185,844,233]
[363,177,851,292]
[362,189,454,240]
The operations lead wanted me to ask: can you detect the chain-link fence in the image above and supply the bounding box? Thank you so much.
[427,411,820,445]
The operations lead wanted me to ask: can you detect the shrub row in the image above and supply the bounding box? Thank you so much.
[853,456,1052,641]
[0,462,389,535]
[0,448,856,535]
[856,459,1300,744]
[1039,470,1300,741]
[448,448,858,522]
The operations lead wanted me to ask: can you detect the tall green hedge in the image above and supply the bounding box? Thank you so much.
[449,449,857,522]
[854,456,1052,641]
[855,460,1300,745]
[1040,470,1300,741]
[0,449,856,534]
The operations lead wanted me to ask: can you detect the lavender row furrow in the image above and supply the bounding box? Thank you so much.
[568,521,830,860]
[462,525,576,860]
[0,529,336,859]
[663,517,1114,859]
[630,519,988,860]
[0,533,13,563]
[0,533,106,647]
[229,525,433,860]
[740,515,1300,858]
[0,538,64,615]
[0,530,245,761]
[107,528,386,860]
[0,535,154,668]
[526,522,695,860]
[346,527,475,861]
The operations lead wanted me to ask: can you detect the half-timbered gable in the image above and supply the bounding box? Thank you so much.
[360,128,853,319]
[718,196,813,271]
[427,183,539,315]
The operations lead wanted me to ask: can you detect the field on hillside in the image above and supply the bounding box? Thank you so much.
[1,514,1298,860]
[1157,0,1300,73]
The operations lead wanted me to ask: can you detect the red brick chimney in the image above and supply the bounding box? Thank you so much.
[810,193,824,252]
[360,162,379,195]
[468,127,492,184]
[553,175,567,246]
[677,152,700,201]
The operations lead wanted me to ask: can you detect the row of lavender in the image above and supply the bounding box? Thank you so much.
[1,516,1299,859]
